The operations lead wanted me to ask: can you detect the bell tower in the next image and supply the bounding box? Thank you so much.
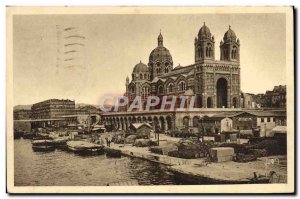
[220,25,240,62]
[195,22,215,63]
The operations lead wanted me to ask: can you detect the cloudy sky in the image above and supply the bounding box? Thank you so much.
[13,13,286,105]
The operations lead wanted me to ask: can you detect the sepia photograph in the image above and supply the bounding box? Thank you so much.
[6,6,294,194]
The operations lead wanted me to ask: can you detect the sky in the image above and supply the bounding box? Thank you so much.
[13,13,286,106]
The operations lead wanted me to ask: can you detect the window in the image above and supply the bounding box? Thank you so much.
[144,74,147,79]
[142,87,149,99]
[165,67,169,73]
[178,81,186,91]
[158,85,164,94]
[156,67,161,74]
[267,117,270,122]
[167,83,174,93]
[261,118,264,123]
[140,74,143,79]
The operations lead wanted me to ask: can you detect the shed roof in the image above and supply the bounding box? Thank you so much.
[271,126,287,134]
[130,123,152,130]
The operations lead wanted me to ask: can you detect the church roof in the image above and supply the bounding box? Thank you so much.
[160,64,194,78]
[133,61,148,73]
[198,22,211,39]
[223,25,237,42]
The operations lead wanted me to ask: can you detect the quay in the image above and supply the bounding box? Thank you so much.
[109,143,287,184]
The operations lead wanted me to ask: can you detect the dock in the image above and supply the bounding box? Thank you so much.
[109,144,287,184]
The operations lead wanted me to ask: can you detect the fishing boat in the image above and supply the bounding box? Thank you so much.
[67,140,105,155]
[31,140,55,152]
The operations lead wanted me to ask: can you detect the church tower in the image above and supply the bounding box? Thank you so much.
[220,25,240,62]
[194,22,215,63]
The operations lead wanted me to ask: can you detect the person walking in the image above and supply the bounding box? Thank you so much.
[105,137,109,147]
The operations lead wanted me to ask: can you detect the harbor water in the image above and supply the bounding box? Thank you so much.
[14,139,178,186]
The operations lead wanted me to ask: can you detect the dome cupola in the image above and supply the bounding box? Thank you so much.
[220,25,240,62]
[132,61,150,81]
[148,31,173,79]
[223,25,237,42]
[198,22,211,39]
[133,61,148,73]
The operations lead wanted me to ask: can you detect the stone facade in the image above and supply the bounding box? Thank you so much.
[125,23,241,109]
[31,99,75,119]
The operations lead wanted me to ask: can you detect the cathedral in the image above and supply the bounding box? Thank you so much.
[125,23,241,109]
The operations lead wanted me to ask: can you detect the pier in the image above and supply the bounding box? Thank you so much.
[109,143,287,184]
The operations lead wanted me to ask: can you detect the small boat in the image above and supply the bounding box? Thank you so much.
[23,132,35,139]
[14,130,23,139]
[33,133,50,140]
[52,137,69,149]
[67,140,105,155]
[32,140,55,152]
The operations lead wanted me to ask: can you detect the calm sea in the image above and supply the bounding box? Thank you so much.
[14,139,177,186]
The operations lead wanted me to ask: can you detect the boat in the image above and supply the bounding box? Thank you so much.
[67,140,105,155]
[23,132,35,139]
[33,133,50,140]
[14,130,23,139]
[32,140,55,152]
[52,137,69,149]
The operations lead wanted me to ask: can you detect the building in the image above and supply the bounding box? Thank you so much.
[31,99,75,119]
[264,85,286,108]
[13,109,32,120]
[241,93,257,109]
[76,105,100,115]
[102,24,286,136]
[129,123,152,138]
[125,23,241,110]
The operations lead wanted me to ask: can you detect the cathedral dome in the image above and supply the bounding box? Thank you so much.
[223,26,237,41]
[149,46,173,64]
[198,22,211,39]
[133,61,148,73]
[149,32,173,64]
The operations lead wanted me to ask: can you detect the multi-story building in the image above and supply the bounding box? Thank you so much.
[13,109,32,120]
[31,99,75,119]
[265,85,286,108]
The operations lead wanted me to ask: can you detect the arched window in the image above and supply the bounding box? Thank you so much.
[156,67,161,74]
[209,47,212,57]
[207,97,213,108]
[183,116,190,128]
[178,81,186,91]
[167,83,174,93]
[158,85,163,94]
[193,116,199,127]
[139,74,143,79]
[165,67,169,73]
[198,47,201,58]
[232,47,238,59]
[142,87,149,99]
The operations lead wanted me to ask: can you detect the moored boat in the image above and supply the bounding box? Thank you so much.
[67,140,105,155]
[32,140,55,152]
[52,137,69,149]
